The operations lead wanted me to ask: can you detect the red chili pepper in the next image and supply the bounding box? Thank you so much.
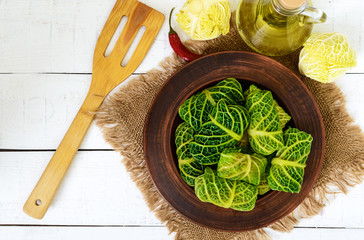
[168,8,202,62]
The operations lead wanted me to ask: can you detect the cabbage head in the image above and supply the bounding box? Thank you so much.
[175,122,204,186]
[267,128,313,193]
[179,78,244,131]
[246,89,284,155]
[195,167,258,211]
[176,0,231,40]
[189,99,250,165]
[217,148,267,185]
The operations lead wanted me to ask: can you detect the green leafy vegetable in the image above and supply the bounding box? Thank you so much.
[244,85,291,128]
[189,99,250,165]
[195,167,258,211]
[178,78,244,130]
[175,79,311,211]
[243,84,260,99]
[257,173,271,195]
[217,149,267,185]
[274,100,291,128]
[267,128,313,193]
[175,123,204,186]
[207,78,244,104]
[246,89,284,155]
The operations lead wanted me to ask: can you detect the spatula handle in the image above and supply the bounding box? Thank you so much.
[23,92,105,219]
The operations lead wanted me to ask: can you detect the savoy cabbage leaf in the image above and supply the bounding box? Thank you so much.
[178,78,244,131]
[246,90,284,155]
[257,173,271,195]
[175,123,204,187]
[189,99,250,165]
[195,167,258,211]
[243,84,260,99]
[217,149,267,185]
[274,100,291,128]
[244,85,291,129]
[267,128,313,193]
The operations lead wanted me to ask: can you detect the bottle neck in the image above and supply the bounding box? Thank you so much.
[271,0,307,16]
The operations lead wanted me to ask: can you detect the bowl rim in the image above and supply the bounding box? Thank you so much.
[143,51,325,231]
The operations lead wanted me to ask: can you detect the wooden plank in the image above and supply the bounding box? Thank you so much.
[0,226,173,240]
[1,73,364,150]
[299,182,364,228]
[0,151,363,227]
[271,228,364,240]
[0,0,175,74]
[0,0,363,74]
[0,226,363,240]
[0,74,110,149]
[0,151,160,225]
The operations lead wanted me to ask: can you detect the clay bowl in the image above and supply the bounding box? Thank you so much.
[144,51,325,231]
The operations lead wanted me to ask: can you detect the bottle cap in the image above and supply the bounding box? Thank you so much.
[278,0,306,10]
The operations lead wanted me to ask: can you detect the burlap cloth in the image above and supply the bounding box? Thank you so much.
[95,17,364,239]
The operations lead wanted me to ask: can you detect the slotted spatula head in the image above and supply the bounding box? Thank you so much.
[90,0,165,95]
[23,0,164,220]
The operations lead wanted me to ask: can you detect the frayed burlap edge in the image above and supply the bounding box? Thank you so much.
[95,15,364,240]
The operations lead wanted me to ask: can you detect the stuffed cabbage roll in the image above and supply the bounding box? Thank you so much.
[217,149,267,186]
[195,167,258,211]
[257,173,271,195]
[175,122,204,187]
[179,78,244,131]
[244,84,291,128]
[274,100,291,128]
[189,99,250,165]
[246,89,284,155]
[267,128,313,193]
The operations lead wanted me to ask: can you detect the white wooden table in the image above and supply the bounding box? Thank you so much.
[0,0,363,239]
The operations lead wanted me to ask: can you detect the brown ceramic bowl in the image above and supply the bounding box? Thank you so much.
[143,51,325,231]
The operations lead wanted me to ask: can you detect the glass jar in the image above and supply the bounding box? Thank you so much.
[236,0,326,56]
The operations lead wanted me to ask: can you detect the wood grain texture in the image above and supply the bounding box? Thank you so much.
[1,73,364,150]
[0,152,160,225]
[0,152,363,227]
[0,0,174,74]
[144,51,325,231]
[0,0,363,239]
[23,0,164,219]
[0,227,173,240]
[1,227,364,240]
[0,0,362,74]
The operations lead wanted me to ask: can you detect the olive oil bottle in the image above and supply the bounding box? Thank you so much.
[236,0,326,56]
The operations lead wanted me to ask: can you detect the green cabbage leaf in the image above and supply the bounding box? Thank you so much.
[267,128,313,193]
[274,100,291,128]
[244,85,291,129]
[189,99,250,165]
[175,122,204,186]
[217,149,267,185]
[243,84,260,99]
[195,167,258,211]
[178,78,244,131]
[257,173,271,195]
[246,89,284,155]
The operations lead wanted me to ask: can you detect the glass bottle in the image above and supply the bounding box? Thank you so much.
[236,0,327,56]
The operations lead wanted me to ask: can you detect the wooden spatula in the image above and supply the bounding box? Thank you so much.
[23,0,164,219]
